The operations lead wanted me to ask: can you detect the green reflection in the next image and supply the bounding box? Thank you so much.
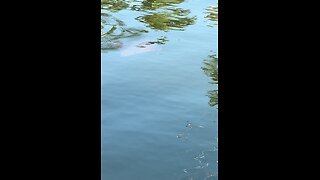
[101,12,148,50]
[202,54,218,107]
[140,0,185,10]
[101,0,198,49]
[130,0,196,31]
[202,4,218,107]
[101,0,129,12]
[205,5,218,27]
[136,8,196,31]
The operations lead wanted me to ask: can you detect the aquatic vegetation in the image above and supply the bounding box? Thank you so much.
[202,54,218,107]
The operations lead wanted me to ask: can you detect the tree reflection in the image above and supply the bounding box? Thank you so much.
[101,0,196,49]
[205,5,218,27]
[101,0,198,33]
[202,3,218,107]
[101,12,148,50]
[131,0,196,31]
[139,0,185,10]
[101,0,129,12]
[136,10,196,31]
[202,54,218,107]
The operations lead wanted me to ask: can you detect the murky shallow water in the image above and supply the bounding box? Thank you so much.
[101,0,218,179]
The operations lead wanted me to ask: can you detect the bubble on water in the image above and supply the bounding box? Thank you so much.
[177,134,183,139]
[186,121,192,128]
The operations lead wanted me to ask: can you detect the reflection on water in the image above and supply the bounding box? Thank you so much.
[139,0,185,10]
[133,0,196,31]
[135,9,196,31]
[101,0,218,179]
[101,12,149,50]
[101,0,197,50]
[202,54,218,107]
[101,0,129,12]
[205,6,218,27]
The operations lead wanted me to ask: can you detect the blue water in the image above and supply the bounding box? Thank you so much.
[101,0,218,179]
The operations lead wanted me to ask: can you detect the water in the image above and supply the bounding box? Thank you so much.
[101,0,218,179]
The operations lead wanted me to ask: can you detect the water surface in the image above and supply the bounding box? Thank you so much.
[101,0,218,179]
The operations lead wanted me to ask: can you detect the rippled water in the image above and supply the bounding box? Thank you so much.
[101,0,218,179]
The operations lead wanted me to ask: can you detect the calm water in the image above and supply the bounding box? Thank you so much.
[101,0,218,179]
